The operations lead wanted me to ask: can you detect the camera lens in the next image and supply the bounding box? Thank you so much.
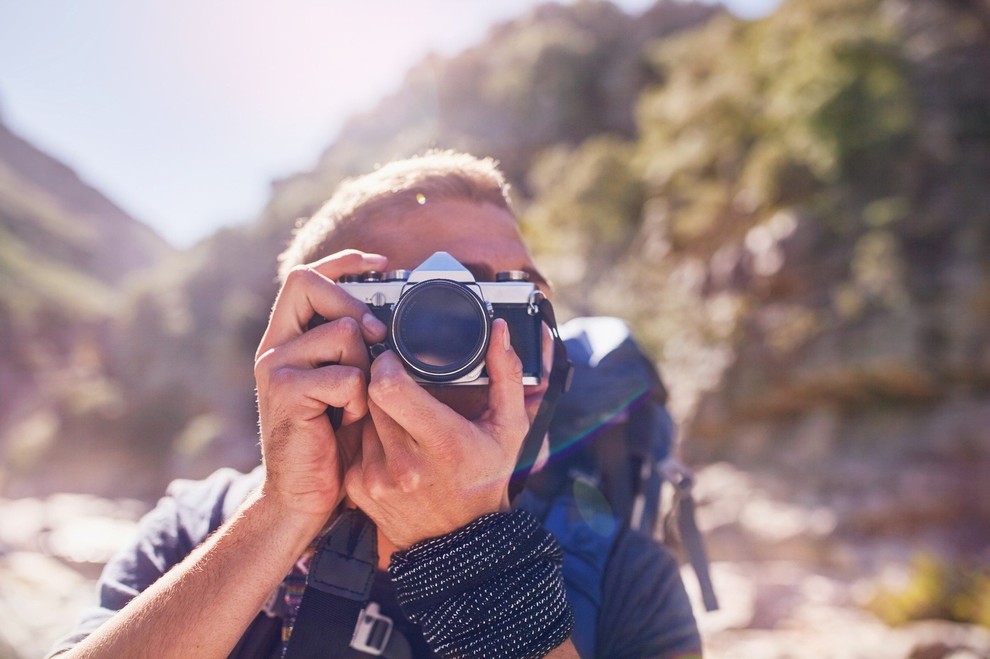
[391,280,490,382]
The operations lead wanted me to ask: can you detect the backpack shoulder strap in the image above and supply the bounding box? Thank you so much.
[518,483,621,659]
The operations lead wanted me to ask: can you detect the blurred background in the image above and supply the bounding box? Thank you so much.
[1,0,988,657]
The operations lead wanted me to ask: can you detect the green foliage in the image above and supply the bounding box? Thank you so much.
[523,134,644,297]
[482,17,600,141]
[0,161,98,248]
[0,164,118,322]
[848,228,909,309]
[255,0,719,239]
[0,223,115,322]
[634,0,916,254]
[869,555,990,628]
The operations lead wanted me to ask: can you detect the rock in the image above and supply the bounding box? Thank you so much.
[0,493,147,656]
[681,461,990,658]
[0,552,94,659]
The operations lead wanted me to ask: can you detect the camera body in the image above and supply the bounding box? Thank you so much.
[338,251,544,385]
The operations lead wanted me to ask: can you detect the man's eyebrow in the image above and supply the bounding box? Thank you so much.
[462,262,549,288]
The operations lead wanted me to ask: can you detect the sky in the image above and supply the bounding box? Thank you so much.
[0,0,780,248]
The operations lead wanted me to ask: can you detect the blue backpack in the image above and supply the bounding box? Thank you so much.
[520,317,718,656]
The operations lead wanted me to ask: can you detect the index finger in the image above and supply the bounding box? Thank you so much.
[367,352,469,451]
[258,251,388,356]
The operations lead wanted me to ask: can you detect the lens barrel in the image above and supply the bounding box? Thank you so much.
[390,280,490,382]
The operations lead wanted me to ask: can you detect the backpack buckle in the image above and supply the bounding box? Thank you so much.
[659,458,694,492]
[350,602,393,656]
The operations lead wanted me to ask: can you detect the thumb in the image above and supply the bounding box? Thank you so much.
[484,319,528,442]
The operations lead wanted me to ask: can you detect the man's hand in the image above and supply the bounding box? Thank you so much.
[254,250,388,521]
[345,318,530,549]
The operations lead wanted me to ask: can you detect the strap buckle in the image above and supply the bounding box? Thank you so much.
[658,457,694,493]
[350,602,393,656]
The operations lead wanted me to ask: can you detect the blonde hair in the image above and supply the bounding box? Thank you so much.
[277,150,513,283]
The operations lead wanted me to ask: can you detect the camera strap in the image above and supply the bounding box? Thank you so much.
[284,507,411,658]
[509,298,573,502]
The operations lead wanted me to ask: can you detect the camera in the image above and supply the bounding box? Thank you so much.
[337,251,545,385]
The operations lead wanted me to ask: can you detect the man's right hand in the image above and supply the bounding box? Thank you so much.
[254,250,388,521]
[62,251,392,659]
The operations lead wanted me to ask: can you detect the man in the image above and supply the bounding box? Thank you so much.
[50,151,701,658]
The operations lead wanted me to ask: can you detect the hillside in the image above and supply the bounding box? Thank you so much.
[5,0,987,558]
[42,0,722,495]
[519,0,990,637]
[0,117,172,494]
[2,0,989,653]
[0,119,168,329]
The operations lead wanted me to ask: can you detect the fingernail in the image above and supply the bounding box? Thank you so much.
[502,320,511,351]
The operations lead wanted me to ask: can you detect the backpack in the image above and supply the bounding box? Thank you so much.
[522,316,718,652]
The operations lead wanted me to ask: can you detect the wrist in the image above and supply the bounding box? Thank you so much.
[251,486,335,555]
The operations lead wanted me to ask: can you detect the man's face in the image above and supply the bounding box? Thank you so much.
[332,198,552,423]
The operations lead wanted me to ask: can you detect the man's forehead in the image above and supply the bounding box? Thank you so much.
[338,200,537,274]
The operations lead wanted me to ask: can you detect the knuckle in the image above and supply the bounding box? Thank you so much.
[508,352,524,382]
[396,469,423,494]
[339,365,365,391]
[334,315,362,341]
[392,463,421,493]
[364,467,389,500]
[338,370,368,416]
[368,369,402,401]
[268,366,299,394]
[284,264,316,288]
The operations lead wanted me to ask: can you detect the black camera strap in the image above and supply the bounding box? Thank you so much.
[284,508,412,658]
[509,297,573,502]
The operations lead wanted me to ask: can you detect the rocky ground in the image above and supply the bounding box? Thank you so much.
[0,494,148,659]
[1,463,988,659]
[686,463,990,659]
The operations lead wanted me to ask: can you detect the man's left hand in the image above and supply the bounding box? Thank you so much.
[344,318,529,549]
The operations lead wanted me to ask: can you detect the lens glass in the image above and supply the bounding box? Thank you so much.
[393,281,487,378]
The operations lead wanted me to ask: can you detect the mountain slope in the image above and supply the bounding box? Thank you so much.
[0,117,173,493]
[0,120,167,287]
[75,0,722,495]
